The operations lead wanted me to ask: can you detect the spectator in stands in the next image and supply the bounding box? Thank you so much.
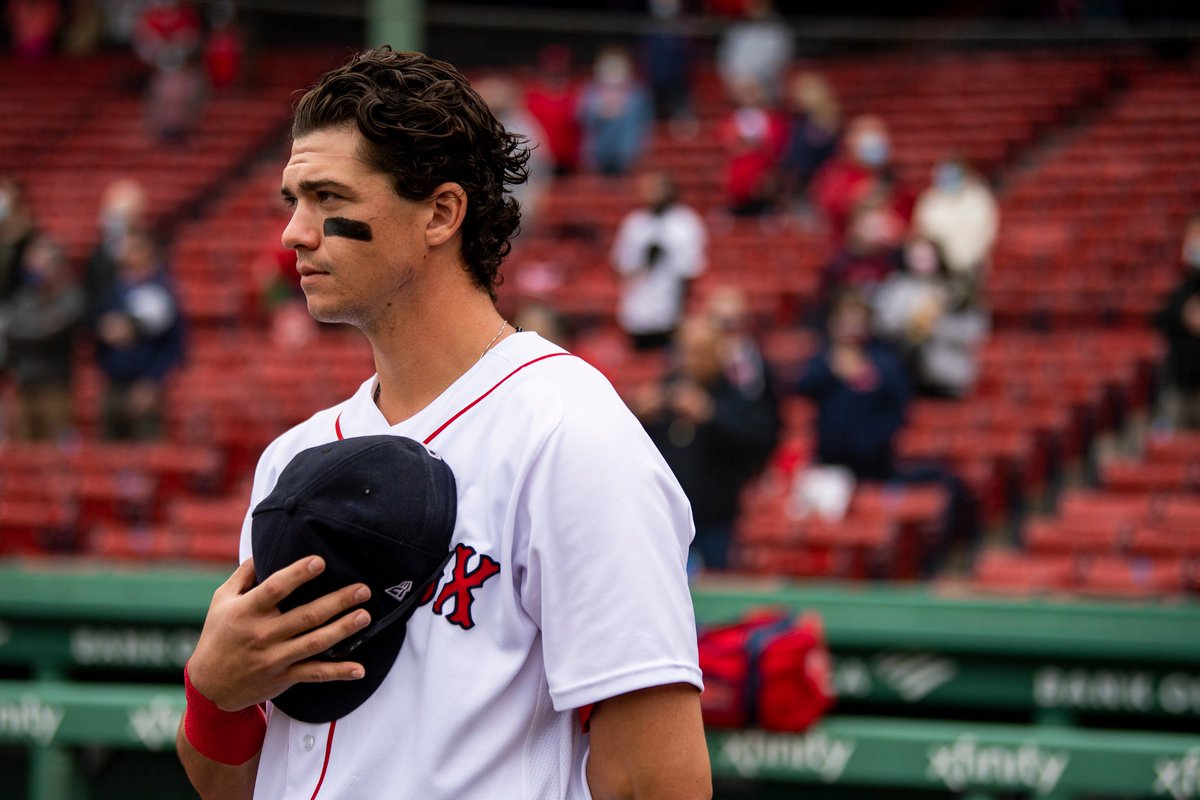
[6,0,61,60]
[476,76,549,235]
[914,155,999,304]
[85,177,148,319]
[0,177,38,305]
[525,44,582,176]
[62,0,106,56]
[641,0,697,124]
[816,198,904,322]
[720,77,789,216]
[147,52,205,143]
[873,237,988,399]
[132,0,202,69]
[779,71,841,212]
[611,170,708,351]
[202,1,244,92]
[98,0,141,46]
[251,232,316,351]
[4,235,85,442]
[704,284,770,403]
[93,229,185,440]
[797,293,980,574]
[631,315,779,570]
[133,0,205,142]
[715,0,793,102]
[794,290,910,481]
[812,114,915,248]
[577,45,654,176]
[1154,215,1200,430]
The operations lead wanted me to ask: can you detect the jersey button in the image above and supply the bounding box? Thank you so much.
[302,734,316,752]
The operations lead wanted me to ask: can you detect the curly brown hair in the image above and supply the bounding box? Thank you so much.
[291,47,529,300]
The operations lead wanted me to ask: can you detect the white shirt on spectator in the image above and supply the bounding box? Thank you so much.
[914,178,1000,277]
[611,203,707,336]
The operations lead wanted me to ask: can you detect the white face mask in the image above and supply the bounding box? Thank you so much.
[595,55,631,86]
[1185,238,1200,270]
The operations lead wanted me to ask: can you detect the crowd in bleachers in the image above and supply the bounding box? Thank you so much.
[0,0,1197,598]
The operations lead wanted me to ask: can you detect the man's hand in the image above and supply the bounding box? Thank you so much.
[669,381,714,425]
[186,556,373,712]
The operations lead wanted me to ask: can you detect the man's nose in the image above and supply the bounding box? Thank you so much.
[282,207,319,251]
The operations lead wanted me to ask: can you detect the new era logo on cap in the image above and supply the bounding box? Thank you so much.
[386,582,414,602]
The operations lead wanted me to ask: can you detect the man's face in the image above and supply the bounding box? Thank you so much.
[281,125,428,329]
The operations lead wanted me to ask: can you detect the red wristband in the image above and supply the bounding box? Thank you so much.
[183,662,267,766]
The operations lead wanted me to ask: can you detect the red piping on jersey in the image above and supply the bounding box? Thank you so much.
[308,720,336,800]
[333,352,572,443]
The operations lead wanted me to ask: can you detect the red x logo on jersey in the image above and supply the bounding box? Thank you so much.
[424,543,501,630]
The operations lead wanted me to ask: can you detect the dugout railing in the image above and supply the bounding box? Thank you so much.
[0,563,1198,800]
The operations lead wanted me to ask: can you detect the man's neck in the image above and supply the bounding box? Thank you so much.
[363,271,511,426]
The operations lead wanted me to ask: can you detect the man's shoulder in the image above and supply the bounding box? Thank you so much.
[493,336,622,408]
[484,336,639,436]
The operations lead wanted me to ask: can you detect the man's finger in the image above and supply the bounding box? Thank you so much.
[274,583,371,639]
[280,608,372,665]
[285,659,367,685]
[247,555,326,613]
[216,558,258,600]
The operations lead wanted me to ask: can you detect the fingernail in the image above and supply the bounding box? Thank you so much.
[308,558,322,573]
[355,611,370,627]
[350,668,365,679]
[354,586,370,602]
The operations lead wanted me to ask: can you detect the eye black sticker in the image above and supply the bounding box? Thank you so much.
[324,217,373,242]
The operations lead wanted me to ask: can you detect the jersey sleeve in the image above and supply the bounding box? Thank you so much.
[514,365,703,712]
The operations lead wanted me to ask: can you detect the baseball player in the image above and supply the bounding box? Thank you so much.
[176,48,711,800]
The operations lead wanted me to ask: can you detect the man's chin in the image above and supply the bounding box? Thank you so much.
[304,298,357,328]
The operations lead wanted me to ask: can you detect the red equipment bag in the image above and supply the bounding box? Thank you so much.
[698,608,836,732]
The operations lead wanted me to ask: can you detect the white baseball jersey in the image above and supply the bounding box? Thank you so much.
[238,331,703,799]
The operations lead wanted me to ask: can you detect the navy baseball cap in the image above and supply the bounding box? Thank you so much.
[251,435,457,723]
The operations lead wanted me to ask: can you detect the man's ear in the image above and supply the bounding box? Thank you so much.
[426,182,467,247]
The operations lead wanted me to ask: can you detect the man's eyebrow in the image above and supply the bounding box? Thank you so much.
[280,179,356,197]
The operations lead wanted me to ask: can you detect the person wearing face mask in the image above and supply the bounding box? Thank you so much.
[814,199,904,329]
[795,290,980,575]
[873,237,988,399]
[720,76,789,216]
[0,176,39,306]
[715,0,793,103]
[1153,215,1200,430]
[794,290,910,481]
[93,228,185,441]
[85,178,149,320]
[4,234,86,441]
[914,156,999,304]
[811,114,915,248]
[577,45,654,176]
[611,171,708,351]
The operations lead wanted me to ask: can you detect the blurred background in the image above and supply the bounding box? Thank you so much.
[0,1,1198,798]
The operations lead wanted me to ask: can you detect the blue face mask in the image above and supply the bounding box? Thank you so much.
[934,163,965,192]
[855,133,889,168]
